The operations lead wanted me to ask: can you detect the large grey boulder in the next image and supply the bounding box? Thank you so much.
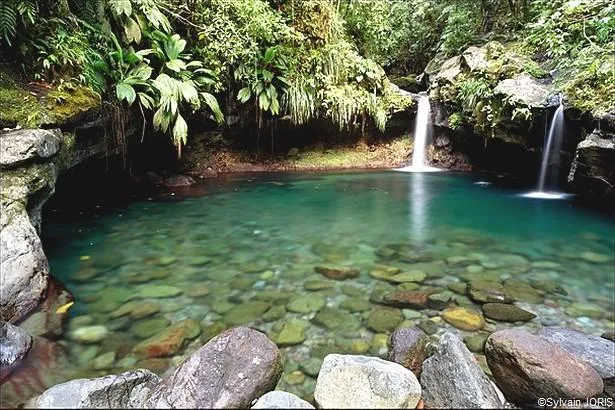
[420,332,504,409]
[0,210,50,323]
[0,320,33,376]
[568,130,615,201]
[0,129,61,169]
[494,74,551,107]
[538,327,614,396]
[31,369,161,408]
[314,354,421,409]
[1,129,62,323]
[251,391,314,409]
[146,326,282,408]
[486,329,603,404]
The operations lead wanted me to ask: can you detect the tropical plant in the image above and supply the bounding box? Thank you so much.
[0,0,37,45]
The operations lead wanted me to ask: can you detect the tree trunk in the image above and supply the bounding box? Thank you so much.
[45,0,71,17]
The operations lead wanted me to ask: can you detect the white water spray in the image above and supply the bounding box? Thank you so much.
[522,96,570,200]
[396,94,441,173]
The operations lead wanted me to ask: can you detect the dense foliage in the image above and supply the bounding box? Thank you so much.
[0,0,612,153]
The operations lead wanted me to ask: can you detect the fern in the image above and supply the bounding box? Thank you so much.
[0,0,18,45]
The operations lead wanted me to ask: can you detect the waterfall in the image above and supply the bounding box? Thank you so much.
[522,96,571,199]
[411,95,431,169]
[395,94,441,173]
[537,99,565,192]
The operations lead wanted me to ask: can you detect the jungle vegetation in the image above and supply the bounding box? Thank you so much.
[0,0,612,155]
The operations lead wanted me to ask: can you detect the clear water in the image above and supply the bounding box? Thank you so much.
[7,171,615,404]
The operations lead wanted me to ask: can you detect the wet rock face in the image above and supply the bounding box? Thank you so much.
[146,326,282,408]
[0,129,61,168]
[485,329,604,405]
[31,369,161,408]
[420,332,504,408]
[568,129,615,202]
[0,320,33,378]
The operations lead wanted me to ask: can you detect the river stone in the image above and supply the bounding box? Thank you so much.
[566,302,603,319]
[131,318,171,339]
[314,266,359,280]
[441,307,485,331]
[273,320,307,347]
[263,305,286,322]
[502,280,543,304]
[314,354,421,408]
[31,369,161,408]
[383,290,429,309]
[137,285,182,299]
[468,280,511,304]
[146,327,282,408]
[387,270,426,283]
[223,301,271,325]
[251,391,315,409]
[92,351,116,370]
[485,329,604,404]
[388,327,429,376]
[537,327,615,381]
[300,357,323,377]
[482,303,536,322]
[366,306,404,333]
[287,294,325,313]
[312,307,360,331]
[69,325,109,344]
[339,297,370,312]
[463,333,490,353]
[0,320,33,375]
[579,251,610,264]
[369,265,401,280]
[133,319,200,358]
[303,280,334,291]
[421,332,504,408]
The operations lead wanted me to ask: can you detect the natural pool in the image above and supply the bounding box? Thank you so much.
[5,171,615,405]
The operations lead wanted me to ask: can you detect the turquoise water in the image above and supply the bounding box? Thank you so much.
[11,171,615,403]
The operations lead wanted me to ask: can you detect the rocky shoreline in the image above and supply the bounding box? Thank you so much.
[23,325,613,409]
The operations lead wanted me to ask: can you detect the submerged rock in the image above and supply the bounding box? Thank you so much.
[421,332,503,408]
[162,175,195,187]
[388,327,429,376]
[312,307,360,331]
[146,327,282,408]
[366,306,403,333]
[482,303,536,322]
[287,294,325,313]
[223,301,271,325]
[314,354,421,408]
[382,290,430,309]
[273,320,308,347]
[314,265,359,280]
[468,280,511,304]
[251,391,314,409]
[31,369,160,408]
[485,329,603,404]
[441,307,485,331]
[133,319,200,358]
[69,325,109,344]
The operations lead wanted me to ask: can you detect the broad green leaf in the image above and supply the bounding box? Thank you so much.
[173,114,188,145]
[179,81,198,104]
[124,17,142,44]
[264,47,276,63]
[137,92,155,110]
[202,92,223,123]
[237,87,252,103]
[270,97,280,115]
[130,64,152,81]
[262,69,273,82]
[116,82,136,105]
[153,107,171,132]
[259,92,270,111]
[109,0,131,17]
[166,59,186,72]
[164,34,186,60]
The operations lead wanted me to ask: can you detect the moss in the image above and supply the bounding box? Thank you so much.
[0,71,45,128]
[0,69,101,128]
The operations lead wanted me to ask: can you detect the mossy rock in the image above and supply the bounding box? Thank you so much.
[0,70,100,128]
